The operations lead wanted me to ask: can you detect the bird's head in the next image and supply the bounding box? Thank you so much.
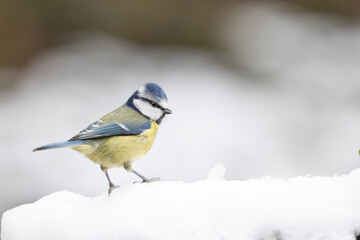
[126,83,172,124]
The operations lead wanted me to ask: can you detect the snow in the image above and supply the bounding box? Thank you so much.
[2,165,360,240]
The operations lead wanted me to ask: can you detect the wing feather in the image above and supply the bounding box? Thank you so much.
[69,121,151,141]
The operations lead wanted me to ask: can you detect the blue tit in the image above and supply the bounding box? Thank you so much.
[33,83,172,195]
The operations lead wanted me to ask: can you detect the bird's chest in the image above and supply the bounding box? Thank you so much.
[93,122,159,166]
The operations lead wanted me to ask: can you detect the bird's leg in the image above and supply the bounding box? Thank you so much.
[100,165,119,196]
[132,169,160,183]
[123,162,160,184]
[124,162,160,183]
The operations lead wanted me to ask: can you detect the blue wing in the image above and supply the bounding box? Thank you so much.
[69,120,152,141]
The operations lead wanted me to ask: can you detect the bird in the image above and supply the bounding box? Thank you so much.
[33,83,172,195]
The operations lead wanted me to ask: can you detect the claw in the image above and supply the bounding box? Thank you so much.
[108,184,119,196]
[133,177,160,184]
[146,177,160,182]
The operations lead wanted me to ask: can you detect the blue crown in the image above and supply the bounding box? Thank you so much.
[143,83,168,101]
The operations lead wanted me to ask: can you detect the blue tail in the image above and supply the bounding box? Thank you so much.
[33,140,84,152]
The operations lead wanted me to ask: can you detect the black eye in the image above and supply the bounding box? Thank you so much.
[151,102,158,107]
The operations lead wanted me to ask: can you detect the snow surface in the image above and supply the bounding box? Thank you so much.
[2,165,360,240]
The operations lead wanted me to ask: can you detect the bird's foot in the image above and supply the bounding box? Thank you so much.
[133,177,160,184]
[144,177,160,183]
[108,183,119,196]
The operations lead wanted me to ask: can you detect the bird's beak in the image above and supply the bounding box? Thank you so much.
[164,108,173,114]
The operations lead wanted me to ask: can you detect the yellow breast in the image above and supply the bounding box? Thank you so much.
[73,121,159,169]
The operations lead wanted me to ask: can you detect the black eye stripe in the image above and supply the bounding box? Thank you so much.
[139,97,165,111]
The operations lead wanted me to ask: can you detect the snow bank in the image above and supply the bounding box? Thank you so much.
[2,166,360,240]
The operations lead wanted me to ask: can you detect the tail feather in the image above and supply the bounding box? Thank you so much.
[33,140,84,152]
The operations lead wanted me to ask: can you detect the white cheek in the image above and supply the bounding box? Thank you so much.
[133,99,163,121]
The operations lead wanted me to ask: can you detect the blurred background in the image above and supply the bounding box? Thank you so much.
[1,0,360,224]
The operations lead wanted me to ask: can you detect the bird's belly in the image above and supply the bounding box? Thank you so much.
[73,124,158,169]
